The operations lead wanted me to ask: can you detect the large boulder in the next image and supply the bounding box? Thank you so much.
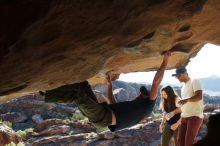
[0,112,28,123]
[0,124,21,146]
[1,0,220,102]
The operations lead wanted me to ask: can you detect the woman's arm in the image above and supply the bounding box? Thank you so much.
[173,107,181,115]
[170,118,181,131]
[161,112,167,124]
[165,97,182,120]
[159,112,167,133]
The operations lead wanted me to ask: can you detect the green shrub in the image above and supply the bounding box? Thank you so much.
[70,112,88,122]
[86,132,98,139]
[16,128,33,141]
[4,142,16,146]
[5,142,24,146]
[0,119,12,128]
[151,112,162,120]
[55,112,69,119]
[63,118,71,123]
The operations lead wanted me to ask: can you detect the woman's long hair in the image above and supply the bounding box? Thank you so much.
[160,85,178,113]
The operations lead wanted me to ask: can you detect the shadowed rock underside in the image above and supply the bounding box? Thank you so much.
[1,0,220,102]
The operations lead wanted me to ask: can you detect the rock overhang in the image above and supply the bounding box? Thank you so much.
[1,0,219,102]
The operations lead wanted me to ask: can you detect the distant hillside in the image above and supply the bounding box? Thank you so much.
[200,75,220,92]
[93,80,220,107]
[165,76,220,95]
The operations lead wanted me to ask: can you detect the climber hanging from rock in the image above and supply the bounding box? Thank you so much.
[39,51,171,132]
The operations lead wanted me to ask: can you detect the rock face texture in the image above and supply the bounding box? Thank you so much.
[0,124,21,146]
[0,92,219,145]
[1,0,219,101]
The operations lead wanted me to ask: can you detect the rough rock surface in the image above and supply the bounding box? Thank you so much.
[93,80,139,103]
[1,0,219,102]
[0,89,219,145]
[0,124,21,146]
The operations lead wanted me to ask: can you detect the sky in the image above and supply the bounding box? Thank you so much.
[118,43,220,84]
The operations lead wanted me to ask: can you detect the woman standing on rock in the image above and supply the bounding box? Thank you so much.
[159,85,181,146]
